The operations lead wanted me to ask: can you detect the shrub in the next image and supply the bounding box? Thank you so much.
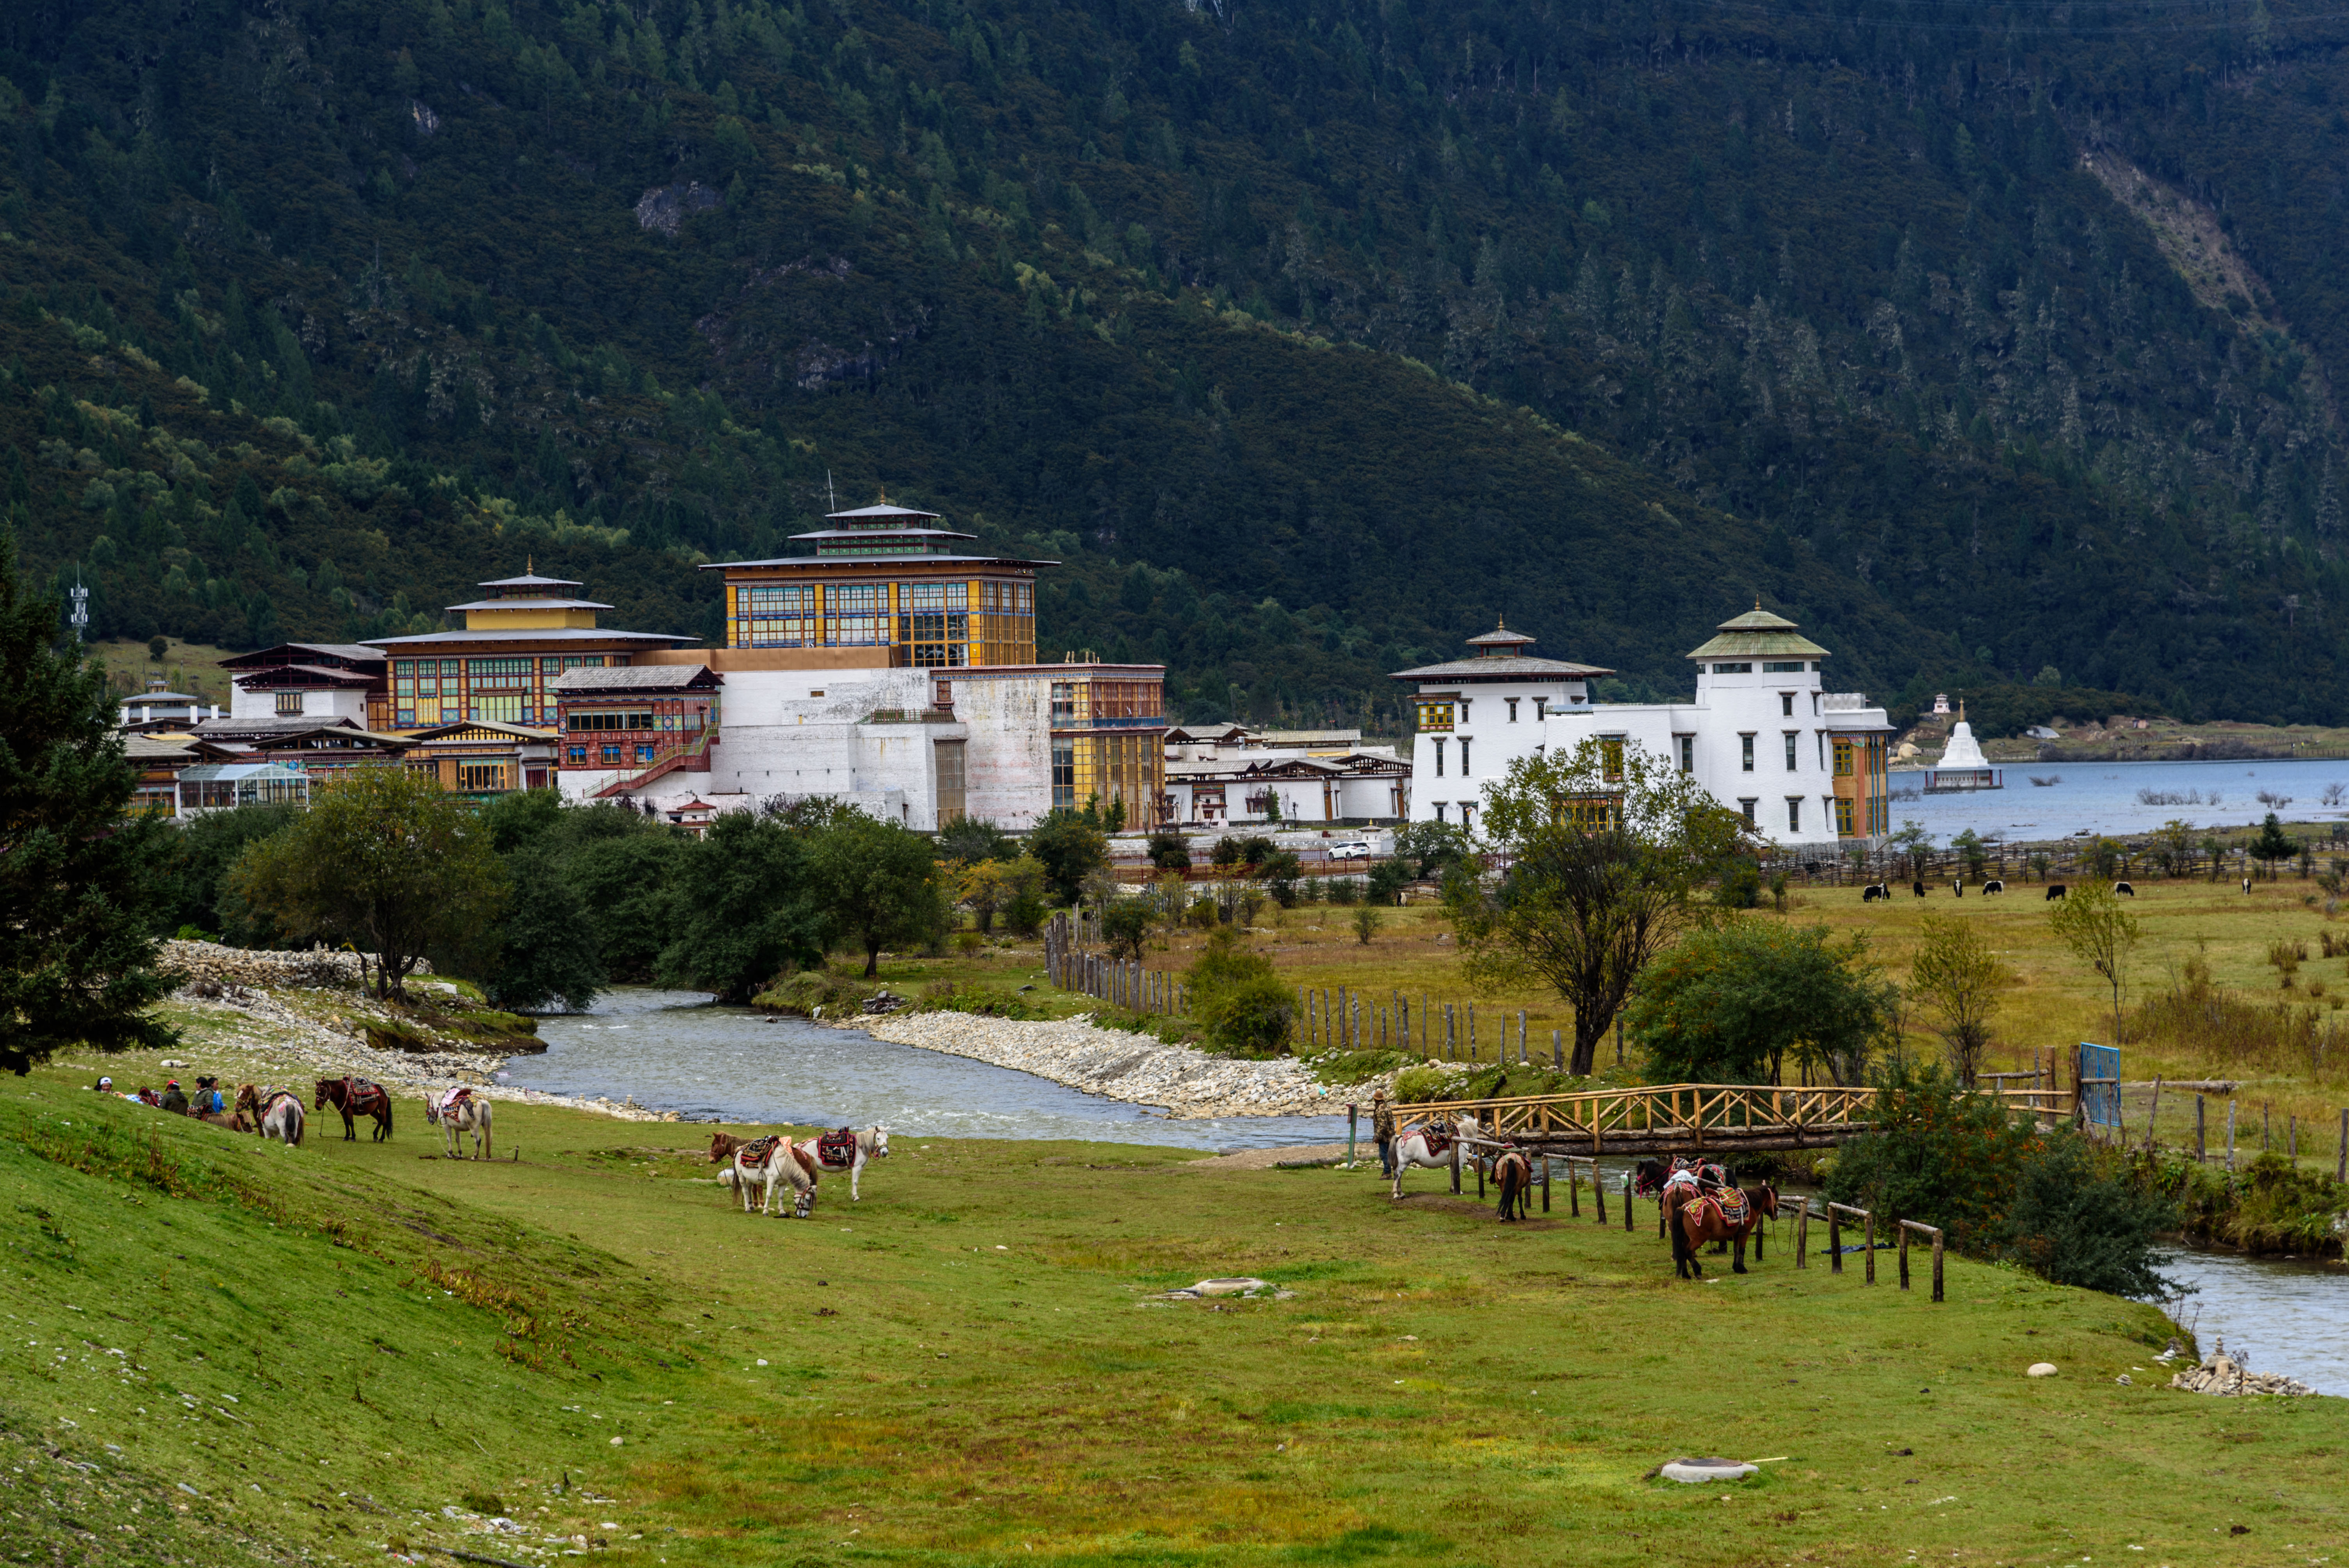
[1186,928,1293,1055]
[1352,904,1383,944]
[907,982,1048,1020]
[1366,858,1411,905]
[1825,1060,2036,1253]
[1101,896,1155,960]
[1145,830,1191,871]
[1715,858,1762,909]
[1389,1064,1449,1103]
[1327,876,1359,906]
[2002,1136,2175,1297]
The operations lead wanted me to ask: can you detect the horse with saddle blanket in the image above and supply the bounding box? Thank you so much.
[797,1125,888,1203]
[1665,1173,1779,1278]
[1388,1114,1483,1201]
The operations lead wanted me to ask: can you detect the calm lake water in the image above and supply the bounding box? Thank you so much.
[506,987,1354,1151]
[1885,757,2349,843]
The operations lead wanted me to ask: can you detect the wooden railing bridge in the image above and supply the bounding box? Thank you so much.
[1390,1082,2067,1157]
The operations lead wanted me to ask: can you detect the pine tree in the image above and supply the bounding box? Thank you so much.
[0,527,178,1074]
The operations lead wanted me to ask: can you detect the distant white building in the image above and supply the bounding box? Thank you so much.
[1389,609,1894,848]
[1160,724,1408,827]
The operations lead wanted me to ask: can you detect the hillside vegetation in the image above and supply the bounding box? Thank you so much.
[6,0,2349,724]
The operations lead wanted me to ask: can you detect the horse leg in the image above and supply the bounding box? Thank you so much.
[1733,1229,1749,1274]
[850,1152,861,1203]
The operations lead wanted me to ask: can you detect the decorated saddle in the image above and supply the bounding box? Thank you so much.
[1407,1125,1453,1159]
[814,1128,860,1169]
[735,1135,784,1168]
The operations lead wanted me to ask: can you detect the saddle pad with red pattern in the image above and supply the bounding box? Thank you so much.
[736,1135,783,1167]
[1709,1189,1750,1226]
[1408,1126,1452,1159]
[815,1128,859,1169]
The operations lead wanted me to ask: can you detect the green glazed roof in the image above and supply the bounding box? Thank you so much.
[1685,607,1829,661]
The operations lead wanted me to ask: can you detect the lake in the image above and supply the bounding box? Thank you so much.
[1883,756,2349,845]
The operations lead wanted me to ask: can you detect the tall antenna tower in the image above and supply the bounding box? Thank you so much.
[67,570,88,644]
[827,470,837,512]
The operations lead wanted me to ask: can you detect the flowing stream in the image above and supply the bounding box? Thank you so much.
[506,987,1352,1151]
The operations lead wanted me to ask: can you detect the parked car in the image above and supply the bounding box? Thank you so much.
[1327,840,1373,859]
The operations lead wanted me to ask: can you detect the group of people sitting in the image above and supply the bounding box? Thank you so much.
[92,1074,227,1116]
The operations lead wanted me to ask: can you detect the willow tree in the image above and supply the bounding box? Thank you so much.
[1447,736,1753,1076]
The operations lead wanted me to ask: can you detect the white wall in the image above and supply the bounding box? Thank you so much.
[1402,664,1881,847]
[228,685,368,721]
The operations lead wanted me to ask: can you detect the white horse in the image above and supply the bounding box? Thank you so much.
[797,1126,889,1201]
[236,1084,305,1146]
[732,1136,816,1218]
[426,1089,493,1160]
[1389,1114,1481,1199]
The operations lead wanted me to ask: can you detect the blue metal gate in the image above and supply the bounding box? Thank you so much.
[2080,1042,2121,1128]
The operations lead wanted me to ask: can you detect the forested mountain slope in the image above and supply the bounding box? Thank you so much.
[2,0,2346,727]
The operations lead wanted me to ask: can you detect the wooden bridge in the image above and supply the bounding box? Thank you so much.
[1388,1082,2071,1157]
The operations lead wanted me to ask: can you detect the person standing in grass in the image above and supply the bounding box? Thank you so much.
[1372,1088,1397,1176]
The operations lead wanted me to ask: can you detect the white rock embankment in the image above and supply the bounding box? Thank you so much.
[858,1010,1386,1118]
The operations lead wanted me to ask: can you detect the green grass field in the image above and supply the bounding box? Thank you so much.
[4,1061,2343,1568]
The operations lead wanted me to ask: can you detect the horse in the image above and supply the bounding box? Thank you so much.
[315,1077,393,1143]
[1668,1181,1778,1278]
[797,1126,888,1201]
[425,1088,492,1160]
[729,1135,816,1218]
[234,1085,305,1146]
[1492,1149,1534,1221]
[1388,1115,1481,1199]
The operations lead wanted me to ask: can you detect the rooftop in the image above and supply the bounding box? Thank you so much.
[364,628,695,647]
[444,597,616,613]
[119,690,203,704]
[478,572,585,590]
[552,665,725,693]
[700,554,1057,572]
[219,643,386,668]
[1686,605,1830,662]
[1389,654,1615,682]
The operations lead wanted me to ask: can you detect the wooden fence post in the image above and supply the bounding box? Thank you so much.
[2339,1108,2348,1183]
[1468,1003,1476,1062]
[1518,1010,1527,1065]
[1449,1139,1460,1195]
[1866,1212,1876,1285]
[1567,1162,1579,1217]
[1593,1164,1607,1226]
[2226,1099,2237,1170]
[2197,1096,2206,1162]
[1622,1173,1633,1232]
[1933,1228,1945,1303]
[1829,1208,1841,1274]
[1796,1200,1808,1269]
[1540,1157,1551,1213]
[1552,1029,1563,1070]
[1899,1224,1910,1291]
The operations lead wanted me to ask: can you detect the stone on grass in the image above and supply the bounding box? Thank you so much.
[2026,1363,2059,1378]
[1657,1458,1756,1484]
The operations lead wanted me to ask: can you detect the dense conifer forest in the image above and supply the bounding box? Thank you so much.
[2,0,2346,729]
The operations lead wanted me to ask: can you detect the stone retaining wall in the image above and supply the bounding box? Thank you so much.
[160,939,433,992]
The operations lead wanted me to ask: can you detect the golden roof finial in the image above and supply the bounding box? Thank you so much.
[527,554,534,574]
[1755,594,1763,611]
[1496,615,1507,631]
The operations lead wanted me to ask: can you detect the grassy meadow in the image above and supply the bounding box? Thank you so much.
[5,1066,2345,1568]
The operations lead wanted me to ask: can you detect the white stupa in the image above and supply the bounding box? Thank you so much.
[1924,702,2001,792]
[1940,707,1987,769]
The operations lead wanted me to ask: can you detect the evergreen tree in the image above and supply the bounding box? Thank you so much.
[2249,812,2297,878]
[0,529,178,1074]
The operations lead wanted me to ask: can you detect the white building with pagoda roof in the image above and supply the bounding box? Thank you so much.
[1390,608,1894,848]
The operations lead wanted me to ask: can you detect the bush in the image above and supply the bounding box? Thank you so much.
[1830,1060,2178,1296]
[1186,928,1293,1055]
[2003,1136,2176,1297]
[907,982,1048,1020]
[1366,859,1411,905]
[1715,858,1762,909]
[1327,876,1359,906]
[1352,904,1383,944]
[1389,1064,1450,1103]
[1263,848,1304,907]
[1146,830,1191,871]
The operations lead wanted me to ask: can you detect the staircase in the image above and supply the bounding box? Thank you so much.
[590,728,717,799]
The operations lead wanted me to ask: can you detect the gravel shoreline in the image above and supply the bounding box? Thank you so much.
[157,984,676,1124]
[856,1009,1386,1118]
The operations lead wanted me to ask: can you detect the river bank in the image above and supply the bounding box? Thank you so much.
[855,1007,1388,1117]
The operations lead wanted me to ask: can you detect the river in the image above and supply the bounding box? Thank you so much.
[505,986,1352,1151]
[1884,756,2349,843]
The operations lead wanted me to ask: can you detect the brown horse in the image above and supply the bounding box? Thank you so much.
[1492,1149,1535,1222]
[315,1078,394,1142]
[1667,1182,1777,1278]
